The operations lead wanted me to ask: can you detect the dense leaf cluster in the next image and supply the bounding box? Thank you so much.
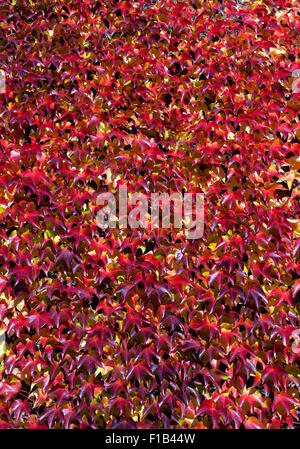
[0,0,299,428]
